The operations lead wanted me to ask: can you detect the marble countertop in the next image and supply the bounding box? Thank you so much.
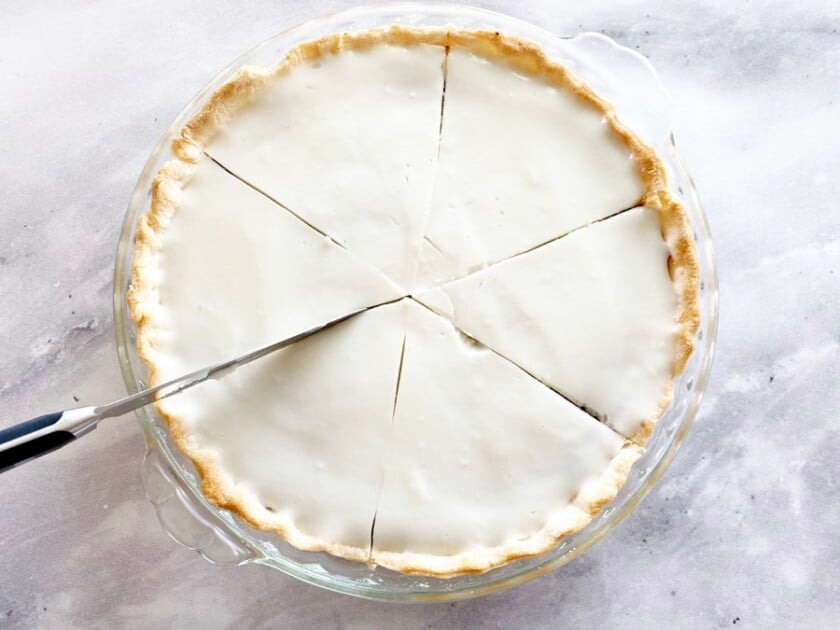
[2,0,838,627]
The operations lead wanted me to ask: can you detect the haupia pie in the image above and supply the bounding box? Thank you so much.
[129,27,699,577]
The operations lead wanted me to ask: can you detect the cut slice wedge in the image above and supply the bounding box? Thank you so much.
[185,39,446,287]
[415,207,678,441]
[129,156,404,377]
[154,301,408,561]
[415,46,646,287]
[371,300,639,577]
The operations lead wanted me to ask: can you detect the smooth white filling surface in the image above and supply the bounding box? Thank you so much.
[416,207,677,438]
[372,300,624,559]
[157,302,406,552]
[140,40,686,566]
[149,156,402,378]
[205,44,446,287]
[415,48,645,287]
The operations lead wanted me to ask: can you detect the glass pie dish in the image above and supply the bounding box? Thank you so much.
[112,2,718,602]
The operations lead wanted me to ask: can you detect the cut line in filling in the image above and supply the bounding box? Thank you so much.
[204,152,344,251]
[406,43,449,290]
[130,27,699,575]
[409,298,623,435]
[367,298,638,575]
[414,207,681,443]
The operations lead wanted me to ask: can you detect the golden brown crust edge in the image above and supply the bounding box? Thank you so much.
[372,442,643,577]
[129,25,700,575]
[629,188,701,444]
[372,507,591,577]
[443,29,701,446]
[128,158,371,563]
[172,25,451,162]
[131,25,460,565]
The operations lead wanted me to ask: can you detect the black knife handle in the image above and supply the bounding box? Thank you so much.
[0,411,78,473]
[0,430,77,473]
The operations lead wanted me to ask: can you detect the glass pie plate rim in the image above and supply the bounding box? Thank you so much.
[112,1,719,603]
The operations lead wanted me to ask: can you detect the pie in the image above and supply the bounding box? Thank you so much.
[128,26,699,577]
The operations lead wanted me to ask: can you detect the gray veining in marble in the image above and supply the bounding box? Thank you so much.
[1,0,838,628]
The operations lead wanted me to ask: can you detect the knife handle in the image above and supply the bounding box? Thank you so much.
[0,407,98,473]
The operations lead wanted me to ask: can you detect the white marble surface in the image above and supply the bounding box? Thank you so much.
[1,0,838,627]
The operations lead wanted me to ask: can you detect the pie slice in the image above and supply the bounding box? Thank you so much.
[415,207,696,442]
[129,155,403,377]
[371,300,641,576]
[173,32,447,287]
[154,301,407,561]
[415,43,650,287]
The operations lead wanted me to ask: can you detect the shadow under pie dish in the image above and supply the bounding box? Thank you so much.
[123,22,704,581]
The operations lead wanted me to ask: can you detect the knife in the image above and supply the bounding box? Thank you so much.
[0,307,367,473]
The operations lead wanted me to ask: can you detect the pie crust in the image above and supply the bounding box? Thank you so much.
[129,26,700,576]
[370,299,645,577]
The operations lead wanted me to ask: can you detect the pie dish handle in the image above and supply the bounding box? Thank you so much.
[559,32,674,150]
[141,447,256,565]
